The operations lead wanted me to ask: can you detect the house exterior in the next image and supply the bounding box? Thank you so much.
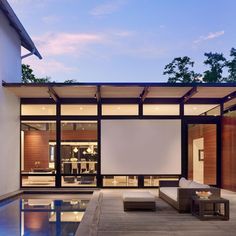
[0,1,236,199]
[0,0,41,197]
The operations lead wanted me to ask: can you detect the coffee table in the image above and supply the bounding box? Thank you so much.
[191,196,229,220]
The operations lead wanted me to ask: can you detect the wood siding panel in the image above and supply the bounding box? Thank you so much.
[24,131,50,171]
[222,116,236,191]
[203,125,216,185]
[188,124,216,185]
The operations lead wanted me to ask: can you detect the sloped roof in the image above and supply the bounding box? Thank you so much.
[0,0,42,59]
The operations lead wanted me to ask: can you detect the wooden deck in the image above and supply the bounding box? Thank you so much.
[77,189,236,236]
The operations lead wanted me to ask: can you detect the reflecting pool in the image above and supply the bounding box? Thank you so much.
[0,194,90,236]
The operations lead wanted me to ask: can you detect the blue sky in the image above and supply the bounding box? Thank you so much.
[9,0,236,82]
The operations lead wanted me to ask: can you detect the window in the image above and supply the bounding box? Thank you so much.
[143,104,179,115]
[61,104,97,116]
[61,121,98,187]
[61,176,97,187]
[21,104,56,116]
[103,176,138,187]
[102,104,138,116]
[144,176,179,187]
[184,104,220,116]
[21,121,56,187]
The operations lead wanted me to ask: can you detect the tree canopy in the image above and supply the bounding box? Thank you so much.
[21,64,76,83]
[163,56,201,83]
[203,52,226,83]
[164,48,236,83]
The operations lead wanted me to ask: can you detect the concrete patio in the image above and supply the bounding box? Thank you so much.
[77,189,236,236]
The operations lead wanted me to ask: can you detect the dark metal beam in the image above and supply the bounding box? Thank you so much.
[222,90,236,103]
[181,87,198,103]
[48,87,59,102]
[140,86,150,102]
[95,86,101,102]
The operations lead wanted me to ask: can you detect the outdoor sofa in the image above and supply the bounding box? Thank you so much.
[159,178,221,213]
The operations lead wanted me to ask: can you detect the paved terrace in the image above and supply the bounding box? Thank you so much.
[77,189,236,236]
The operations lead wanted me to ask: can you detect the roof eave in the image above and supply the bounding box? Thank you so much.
[0,0,42,59]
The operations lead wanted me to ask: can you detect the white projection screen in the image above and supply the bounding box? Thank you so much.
[101,120,181,175]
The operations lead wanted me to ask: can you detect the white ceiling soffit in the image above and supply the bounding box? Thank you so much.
[53,86,97,98]
[6,86,49,98]
[193,87,235,98]
[147,87,192,98]
[101,86,143,98]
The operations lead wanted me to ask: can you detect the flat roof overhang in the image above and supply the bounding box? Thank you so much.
[2,82,236,104]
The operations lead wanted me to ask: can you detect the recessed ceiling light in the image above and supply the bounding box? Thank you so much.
[79,107,83,110]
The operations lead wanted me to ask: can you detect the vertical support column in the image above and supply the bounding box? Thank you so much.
[138,100,144,187]
[138,101,143,118]
[138,176,144,188]
[97,101,102,188]
[56,101,61,188]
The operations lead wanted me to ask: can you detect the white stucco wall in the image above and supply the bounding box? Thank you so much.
[0,9,21,196]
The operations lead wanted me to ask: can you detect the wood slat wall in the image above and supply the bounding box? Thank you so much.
[188,124,216,185]
[23,130,97,171]
[24,131,50,171]
[222,115,236,191]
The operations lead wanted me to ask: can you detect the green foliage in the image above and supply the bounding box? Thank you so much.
[21,64,36,83]
[225,48,236,83]
[21,64,76,83]
[203,52,226,83]
[163,56,202,83]
[64,79,77,83]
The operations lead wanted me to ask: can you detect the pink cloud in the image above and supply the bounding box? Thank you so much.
[33,32,105,56]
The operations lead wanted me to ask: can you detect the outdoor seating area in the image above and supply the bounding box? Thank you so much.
[159,178,221,213]
[76,189,236,235]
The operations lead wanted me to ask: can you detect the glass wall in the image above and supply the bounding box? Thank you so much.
[184,104,220,116]
[21,121,56,187]
[103,176,138,187]
[61,121,98,187]
[61,104,97,116]
[143,104,179,115]
[102,104,139,115]
[144,176,179,187]
[21,105,56,116]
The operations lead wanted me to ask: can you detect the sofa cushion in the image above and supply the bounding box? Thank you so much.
[159,187,178,201]
[179,177,192,188]
[123,191,155,202]
[188,181,210,188]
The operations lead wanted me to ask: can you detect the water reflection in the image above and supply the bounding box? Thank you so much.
[0,196,90,236]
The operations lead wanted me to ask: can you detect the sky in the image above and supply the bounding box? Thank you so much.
[8,0,236,82]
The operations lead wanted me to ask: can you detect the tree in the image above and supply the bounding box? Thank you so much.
[163,56,202,83]
[22,64,76,83]
[64,79,77,83]
[203,52,226,83]
[21,64,36,83]
[225,48,236,83]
